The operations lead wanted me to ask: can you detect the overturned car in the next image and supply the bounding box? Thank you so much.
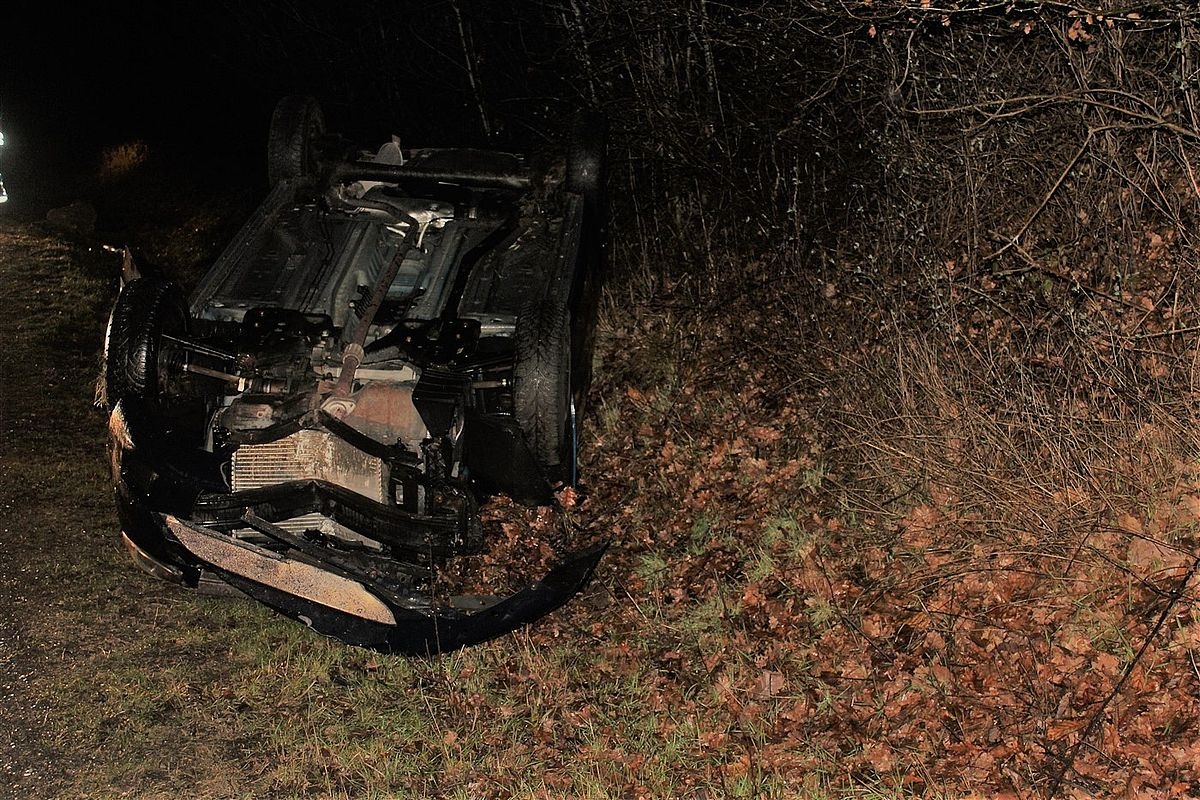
[103,97,608,654]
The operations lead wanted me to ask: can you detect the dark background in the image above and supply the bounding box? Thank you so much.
[0,1,879,281]
[0,2,579,219]
[4,2,1179,301]
[3,4,259,212]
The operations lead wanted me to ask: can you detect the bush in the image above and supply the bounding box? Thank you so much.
[98,140,149,180]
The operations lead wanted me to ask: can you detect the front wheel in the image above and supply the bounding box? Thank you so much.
[513,300,574,483]
[102,278,187,409]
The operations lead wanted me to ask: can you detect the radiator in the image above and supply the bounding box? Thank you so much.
[231,431,387,536]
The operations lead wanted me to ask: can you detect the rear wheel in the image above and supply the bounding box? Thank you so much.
[565,110,607,202]
[513,299,573,481]
[103,278,187,409]
[267,95,325,186]
[564,110,608,424]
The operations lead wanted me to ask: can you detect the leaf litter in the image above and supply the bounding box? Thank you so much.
[474,230,1200,797]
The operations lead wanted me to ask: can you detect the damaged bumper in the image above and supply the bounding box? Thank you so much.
[112,399,604,655]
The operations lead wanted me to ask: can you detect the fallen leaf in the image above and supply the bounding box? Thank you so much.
[751,669,786,700]
[1127,537,1189,579]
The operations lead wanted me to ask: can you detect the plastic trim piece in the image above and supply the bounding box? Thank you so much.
[165,515,398,625]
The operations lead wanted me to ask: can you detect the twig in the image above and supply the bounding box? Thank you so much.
[907,93,1200,141]
[567,0,598,104]
[1045,554,1200,799]
[1127,324,1200,341]
[449,0,490,139]
[987,132,1093,261]
[995,236,1141,310]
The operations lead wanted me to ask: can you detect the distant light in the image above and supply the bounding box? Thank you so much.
[0,131,5,146]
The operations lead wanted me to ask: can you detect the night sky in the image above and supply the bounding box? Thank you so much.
[1,3,561,217]
[2,5,264,214]
[4,6,259,138]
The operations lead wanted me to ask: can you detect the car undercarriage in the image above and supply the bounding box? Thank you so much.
[103,97,608,654]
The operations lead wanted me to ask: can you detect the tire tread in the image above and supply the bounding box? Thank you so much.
[104,278,185,407]
[267,96,324,186]
[513,299,571,469]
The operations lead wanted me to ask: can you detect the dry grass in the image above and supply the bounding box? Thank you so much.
[98,140,150,180]
[835,330,1200,544]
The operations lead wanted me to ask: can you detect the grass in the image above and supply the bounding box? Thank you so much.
[6,151,1200,798]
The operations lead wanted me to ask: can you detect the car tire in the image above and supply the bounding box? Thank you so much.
[103,278,187,409]
[513,299,573,479]
[565,110,607,202]
[564,111,608,428]
[267,95,325,186]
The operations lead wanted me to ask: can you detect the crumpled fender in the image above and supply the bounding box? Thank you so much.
[163,514,606,654]
[112,397,606,655]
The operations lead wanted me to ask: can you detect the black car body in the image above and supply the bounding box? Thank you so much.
[103,98,607,654]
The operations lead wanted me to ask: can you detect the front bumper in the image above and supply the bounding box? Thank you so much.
[111,398,604,655]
